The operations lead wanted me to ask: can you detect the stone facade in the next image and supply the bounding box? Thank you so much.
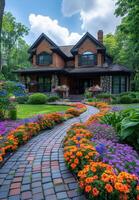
[100,76,112,93]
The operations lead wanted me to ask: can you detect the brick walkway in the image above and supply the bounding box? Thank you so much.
[0,106,99,200]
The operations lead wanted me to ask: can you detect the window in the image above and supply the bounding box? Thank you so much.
[79,51,97,66]
[37,52,52,65]
[112,76,126,94]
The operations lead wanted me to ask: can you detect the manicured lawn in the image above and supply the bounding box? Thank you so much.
[17,104,70,119]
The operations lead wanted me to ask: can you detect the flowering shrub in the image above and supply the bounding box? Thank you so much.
[85,102,110,125]
[88,123,119,142]
[0,103,87,162]
[66,103,87,117]
[66,108,81,116]
[64,102,139,200]
[94,139,139,177]
[78,162,139,200]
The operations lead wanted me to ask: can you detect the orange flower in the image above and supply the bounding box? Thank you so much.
[71,163,76,169]
[74,158,79,164]
[92,187,99,196]
[90,166,96,172]
[105,184,113,193]
[136,185,139,191]
[85,185,91,193]
[79,181,84,189]
[76,151,83,157]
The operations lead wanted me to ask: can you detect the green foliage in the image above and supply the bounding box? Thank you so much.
[84,90,92,99]
[87,98,98,102]
[47,95,60,102]
[120,109,139,150]
[101,111,124,134]
[9,107,17,120]
[1,12,30,80]
[28,93,47,104]
[97,93,112,99]
[0,81,19,120]
[118,95,133,104]
[104,0,139,89]
[101,108,139,150]
[16,95,28,104]
[112,92,139,104]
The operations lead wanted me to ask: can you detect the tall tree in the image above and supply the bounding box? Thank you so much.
[115,0,139,70]
[1,12,29,80]
[0,0,5,71]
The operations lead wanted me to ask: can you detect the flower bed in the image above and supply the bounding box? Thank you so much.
[64,102,139,200]
[0,103,87,162]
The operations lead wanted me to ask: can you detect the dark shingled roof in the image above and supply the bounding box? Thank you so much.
[13,67,64,73]
[59,45,74,57]
[67,64,131,74]
[14,65,132,75]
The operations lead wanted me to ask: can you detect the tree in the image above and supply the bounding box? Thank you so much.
[0,0,5,71]
[115,0,139,70]
[1,12,30,80]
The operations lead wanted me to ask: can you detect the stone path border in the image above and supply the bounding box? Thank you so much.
[0,106,99,200]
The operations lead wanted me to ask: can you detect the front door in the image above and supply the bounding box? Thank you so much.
[70,77,100,94]
[38,76,51,92]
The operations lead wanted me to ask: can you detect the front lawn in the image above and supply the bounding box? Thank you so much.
[17,104,70,119]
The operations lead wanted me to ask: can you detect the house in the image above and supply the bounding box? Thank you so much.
[15,31,131,94]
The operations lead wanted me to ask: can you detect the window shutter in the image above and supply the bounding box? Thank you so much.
[94,54,97,65]
[50,54,52,64]
[78,55,81,66]
[36,55,39,65]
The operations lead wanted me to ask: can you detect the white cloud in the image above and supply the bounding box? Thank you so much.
[62,0,120,36]
[29,14,83,45]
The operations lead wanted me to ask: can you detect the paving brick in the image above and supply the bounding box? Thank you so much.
[9,188,20,196]
[0,107,96,199]
[56,192,68,199]
[21,191,32,199]
[10,182,21,189]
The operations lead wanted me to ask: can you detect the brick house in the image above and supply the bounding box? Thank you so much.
[15,31,131,94]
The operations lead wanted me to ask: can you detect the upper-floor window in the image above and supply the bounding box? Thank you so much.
[37,52,52,65]
[79,51,97,66]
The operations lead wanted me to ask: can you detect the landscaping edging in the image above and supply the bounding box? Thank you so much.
[63,102,139,200]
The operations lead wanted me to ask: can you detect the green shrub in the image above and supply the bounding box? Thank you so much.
[9,107,17,120]
[87,98,98,102]
[84,90,92,98]
[16,95,28,104]
[119,95,133,104]
[120,109,139,150]
[47,95,60,102]
[132,98,139,103]
[28,93,47,104]
[97,93,111,99]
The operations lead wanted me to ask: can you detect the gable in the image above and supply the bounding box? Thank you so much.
[28,33,58,53]
[36,39,53,54]
[71,32,105,55]
[78,38,98,54]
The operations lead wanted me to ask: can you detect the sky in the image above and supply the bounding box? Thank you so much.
[5,0,120,46]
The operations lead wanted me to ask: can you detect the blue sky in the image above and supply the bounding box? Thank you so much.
[5,0,120,45]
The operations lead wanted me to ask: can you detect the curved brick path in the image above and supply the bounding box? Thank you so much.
[0,106,99,200]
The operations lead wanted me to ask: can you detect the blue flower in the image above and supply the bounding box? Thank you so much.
[96,143,106,155]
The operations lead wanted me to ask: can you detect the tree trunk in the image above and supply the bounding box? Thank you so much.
[0,0,5,71]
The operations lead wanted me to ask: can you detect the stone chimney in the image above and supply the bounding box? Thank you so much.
[97,30,103,43]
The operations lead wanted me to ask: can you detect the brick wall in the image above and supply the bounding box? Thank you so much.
[32,39,65,68]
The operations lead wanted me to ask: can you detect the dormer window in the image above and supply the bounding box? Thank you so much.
[79,51,97,66]
[37,52,52,65]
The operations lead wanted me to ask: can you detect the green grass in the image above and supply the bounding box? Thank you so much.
[17,104,70,119]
